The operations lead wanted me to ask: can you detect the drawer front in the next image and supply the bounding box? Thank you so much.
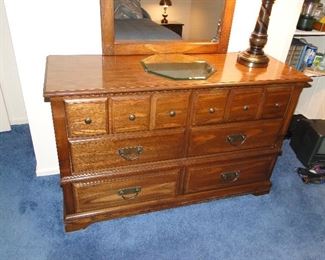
[111,95,150,133]
[262,87,292,119]
[72,168,180,212]
[192,89,229,126]
[65,98,108,137]
[184,156,273,193]
[151,92,190,129]
[189,120,282,156]
[70,131,185,173]
[226,88,263,122]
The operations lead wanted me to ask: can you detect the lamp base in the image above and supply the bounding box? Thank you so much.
[161,14,168,24]
[237,50,269,68]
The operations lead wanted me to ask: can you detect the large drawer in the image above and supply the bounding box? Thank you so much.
[70,130,185,173]
[72,168,181,212]
[184,156,274,194]
[188,120,282,156]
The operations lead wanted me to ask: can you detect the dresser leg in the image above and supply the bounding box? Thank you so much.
[252,189,270,196]
[64,221,91,232]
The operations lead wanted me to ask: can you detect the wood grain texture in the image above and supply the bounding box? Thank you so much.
[111,95,150,133]
[64,180,272,232]
[225,88,264,121]
[184,155,273,193]
[261,86,292,119]
[188,119,283,156]
[43,53,311,231]
[192,89,229,126]
[73,168,180,212]
[151,92,190,130]
[43,54,311,99]
[70,130,185,173]
[65,98,108,137]
[100,0,236,55]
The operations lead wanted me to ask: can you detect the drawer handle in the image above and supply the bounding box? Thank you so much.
[227,134,247,146]
[118,186,142,200]
[275,103,280,108]
[243,105,249,111]
[208,107,216,114]
[221,171,240,183]
[129,114,136,121]
[169,110,176,117]
[118,146,144,161]
[84,117,92,124]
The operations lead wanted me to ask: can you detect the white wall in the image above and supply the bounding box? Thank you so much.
[0,0,27,127]
[4,0,304,176]
[228,0,304,62]
[5,0,102,176]
[0,85,11,132]
[189,0,223,41]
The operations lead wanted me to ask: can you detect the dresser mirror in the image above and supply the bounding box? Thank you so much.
[100,0,236,55]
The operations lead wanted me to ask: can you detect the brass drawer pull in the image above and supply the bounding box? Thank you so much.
[129,114,136,121]
[221,171,240,183]
[275,103,280,108]
[84,117,92,124]
[227,134,247,146]
[209,107,216,114]
[118,146,144,161]
[118,186,142,200]
[169,110,176,117]
[243,105,249,111]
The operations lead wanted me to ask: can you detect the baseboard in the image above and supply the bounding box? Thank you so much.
[10,117,29,125]
[36,166,59,177]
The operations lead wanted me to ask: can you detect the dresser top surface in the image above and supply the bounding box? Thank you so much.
[44,53,310,98]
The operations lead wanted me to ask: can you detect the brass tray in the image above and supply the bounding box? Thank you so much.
[141,54,215,80]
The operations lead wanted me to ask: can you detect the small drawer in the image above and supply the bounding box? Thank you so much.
[184,156,273,194]
[151,92,190,129]
[65,98,108,137]
[111,95,150,133]
[226,88,263,122]
[192,89,229,126]
[70,130,185,173]
[72,168,180,212]
[261,87,291,119]
[189,120,282,156]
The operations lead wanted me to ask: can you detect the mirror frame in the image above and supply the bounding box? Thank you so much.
[100,0,236,55]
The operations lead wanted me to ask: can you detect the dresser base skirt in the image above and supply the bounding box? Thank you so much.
[64,180,271,232]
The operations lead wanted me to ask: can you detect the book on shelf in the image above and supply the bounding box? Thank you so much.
[285,38,309,71]
[285,38,319,72]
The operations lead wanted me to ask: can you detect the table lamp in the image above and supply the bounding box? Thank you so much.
[159,0,172,24]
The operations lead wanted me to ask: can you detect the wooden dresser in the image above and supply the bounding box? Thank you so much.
[43,53,310,231]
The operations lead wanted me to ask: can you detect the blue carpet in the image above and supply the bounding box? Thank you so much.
[1,125,325,260]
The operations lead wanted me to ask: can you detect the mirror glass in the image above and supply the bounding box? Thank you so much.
[114,0,225,42]
[141,54,215,79]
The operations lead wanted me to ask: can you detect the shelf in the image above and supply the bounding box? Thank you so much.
[294,29,325,36]
[303,67,325,77]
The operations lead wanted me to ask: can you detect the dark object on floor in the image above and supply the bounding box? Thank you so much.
[289,115,325,167]
[297,164,325,184]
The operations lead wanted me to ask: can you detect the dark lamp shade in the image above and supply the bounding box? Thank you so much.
[159,0,172,6]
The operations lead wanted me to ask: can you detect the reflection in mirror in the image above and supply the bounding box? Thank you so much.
[141,54,215,80]
[114,0,225,42]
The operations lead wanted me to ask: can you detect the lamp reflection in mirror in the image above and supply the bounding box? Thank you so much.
[159,0,172,24]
